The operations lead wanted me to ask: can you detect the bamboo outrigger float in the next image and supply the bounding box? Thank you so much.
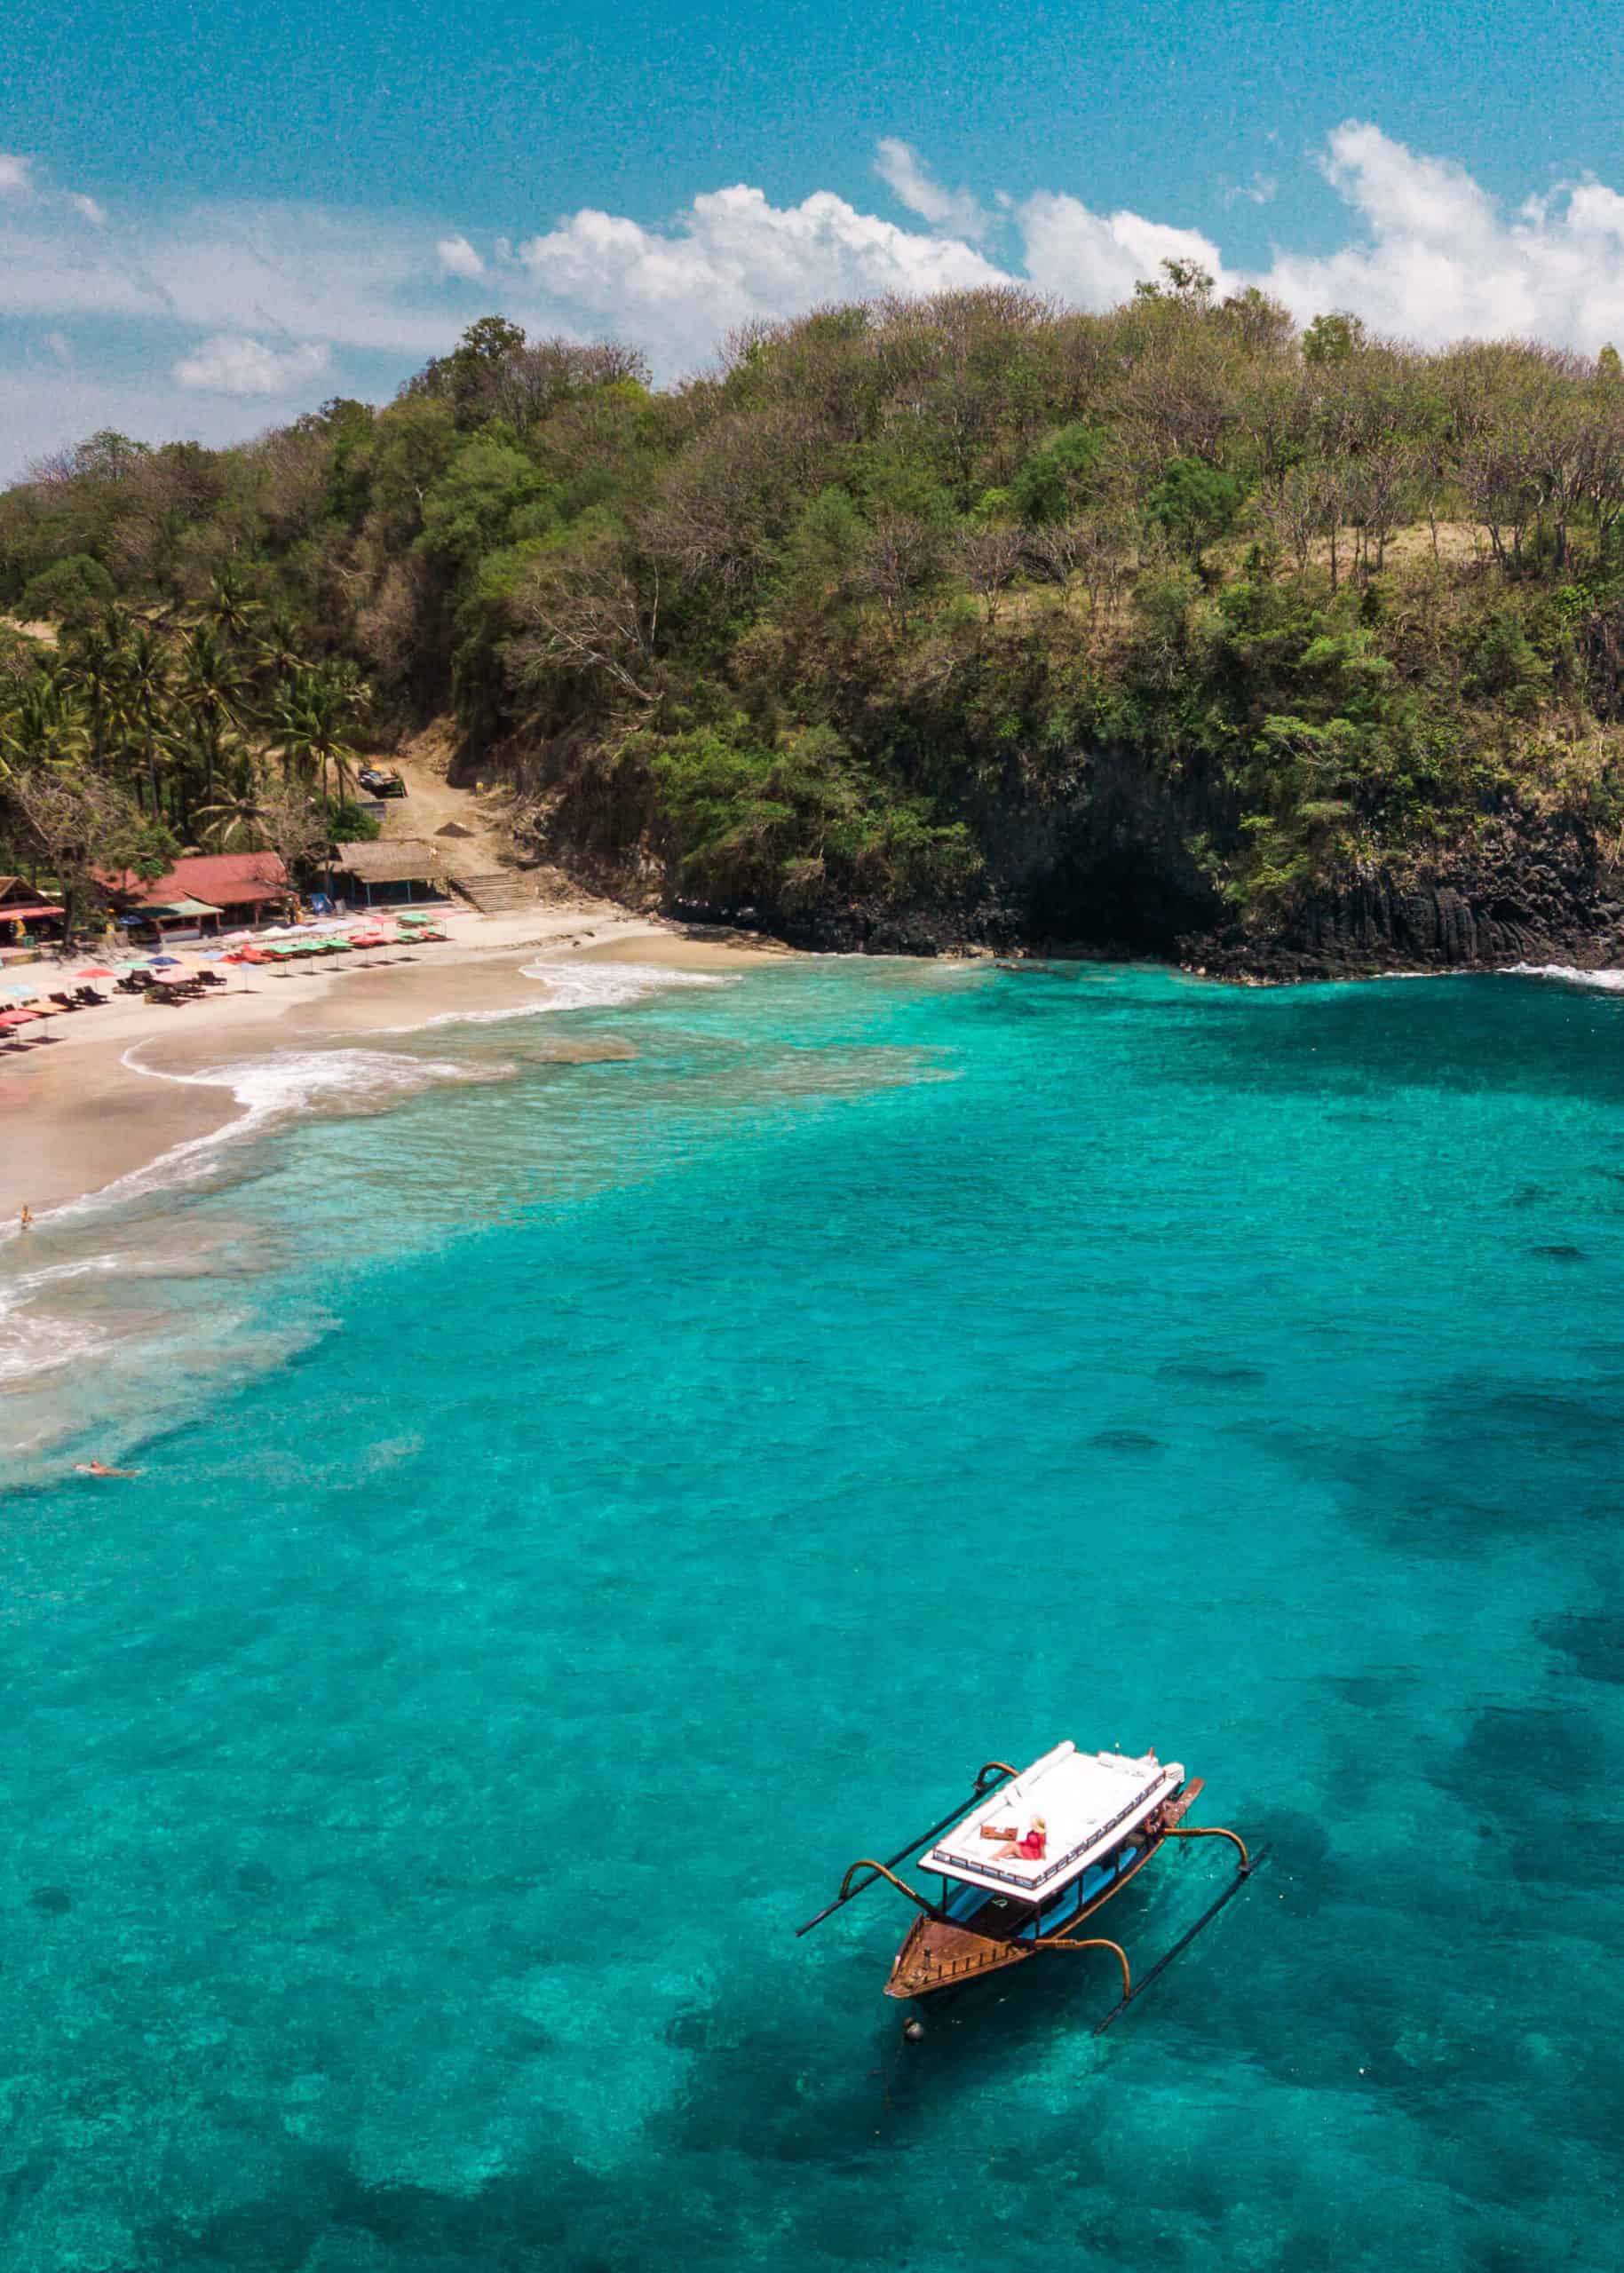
[797,1741,1267,2037]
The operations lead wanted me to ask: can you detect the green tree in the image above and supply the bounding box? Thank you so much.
[1145,457,1248,567]
[273,663,368,806]
[59,606,131,774]
[20,553,115,622]
[176,625,244,810]
[1010,425,1103,525]
[1302,312,1369,365]
[10,766,176,939]
[122,625,173,820]
[0,666,90,775]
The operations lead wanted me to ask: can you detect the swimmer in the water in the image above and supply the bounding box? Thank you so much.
[75,1460,141,1478]
[19,1205,32,1231]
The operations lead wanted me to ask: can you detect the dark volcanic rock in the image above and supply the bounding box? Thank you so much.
[1183,813,1624,983]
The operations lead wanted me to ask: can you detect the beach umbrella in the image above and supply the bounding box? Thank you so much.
[150,955,183,968]
[0,1008,42,1026]
[75,967,115,979]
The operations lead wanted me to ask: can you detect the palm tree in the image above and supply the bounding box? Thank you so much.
[273,664,366,808]
[177,625,243,812]
[0,666,91,775]
[194,747,274,851]
[59,606,131,774]
[123,625,172,820]
[207,566,260,651]
[196,784,270,852]
[273,664,370,897]
[252,608,306,696]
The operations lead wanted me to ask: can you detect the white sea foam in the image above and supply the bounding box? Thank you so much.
[363,955,729,1034]
[1,964,724,1411]
[38,1045,505,1225]
[0,1297,107,1387]
[516,958,726,1012]
[1505,962,1624,994]
[0,1253,122,1384]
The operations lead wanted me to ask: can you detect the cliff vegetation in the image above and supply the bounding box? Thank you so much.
[9,277,1624,970]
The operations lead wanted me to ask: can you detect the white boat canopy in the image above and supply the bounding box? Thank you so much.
[925,1742,1184,1900]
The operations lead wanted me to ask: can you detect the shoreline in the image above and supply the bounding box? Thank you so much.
[0,906,790,1221]
[8,902,1584,1226]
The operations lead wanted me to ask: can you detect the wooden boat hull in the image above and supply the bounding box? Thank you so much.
[884,1773,1209,2004]
[884,1821,1168,2001]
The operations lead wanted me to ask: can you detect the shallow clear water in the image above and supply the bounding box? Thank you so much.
[4,959,1623,2272]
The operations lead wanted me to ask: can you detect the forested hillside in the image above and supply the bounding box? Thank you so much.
[10,274,1624,971]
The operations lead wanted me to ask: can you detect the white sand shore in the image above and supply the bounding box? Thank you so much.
[0,906,788,1216]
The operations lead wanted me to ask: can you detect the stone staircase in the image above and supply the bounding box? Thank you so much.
[446,865,541,915]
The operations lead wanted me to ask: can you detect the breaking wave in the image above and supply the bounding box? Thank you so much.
[516,959,727,1013]
[44,1046,511,1221]
[1505,962,1624,994]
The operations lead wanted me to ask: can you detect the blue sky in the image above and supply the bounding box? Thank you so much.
[4,0,1624,474]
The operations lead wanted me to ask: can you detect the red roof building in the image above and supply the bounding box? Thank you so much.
[0,875,67,931]
[99,854,296,928]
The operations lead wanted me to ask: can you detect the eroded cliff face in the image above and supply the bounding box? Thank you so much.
[514,728,1624,981]
[1185,814,1624,982]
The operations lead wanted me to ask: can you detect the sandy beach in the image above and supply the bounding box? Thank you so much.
[0,906,789,1217]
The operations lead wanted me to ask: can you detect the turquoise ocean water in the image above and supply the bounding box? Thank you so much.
[3,955,1622,2271]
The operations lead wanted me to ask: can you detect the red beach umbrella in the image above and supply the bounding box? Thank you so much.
[0,1008,42,1026]
[76,967,116,979]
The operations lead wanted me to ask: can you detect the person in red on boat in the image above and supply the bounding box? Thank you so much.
[1016,1815,1048,1860]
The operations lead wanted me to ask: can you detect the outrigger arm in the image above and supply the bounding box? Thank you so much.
[1089,1837,1271,2035]
[797,1755,1268,2045]
[795,1761,1018,1936]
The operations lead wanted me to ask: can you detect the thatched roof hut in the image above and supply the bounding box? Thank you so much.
[334,840,452,905]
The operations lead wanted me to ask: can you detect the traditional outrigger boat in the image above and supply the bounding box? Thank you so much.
[798,1741,1266,2036]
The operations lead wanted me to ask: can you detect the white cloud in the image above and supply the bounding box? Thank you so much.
[1257,122,1624,348]
[437,233,484,280]
[516,183,1004,367]
[1019,194,1230,305]
[12,121,1624,483]
[874,139,990,241]
[1017,123,1624,352]
[172,334,332,395]
[1224,173,1278,209]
